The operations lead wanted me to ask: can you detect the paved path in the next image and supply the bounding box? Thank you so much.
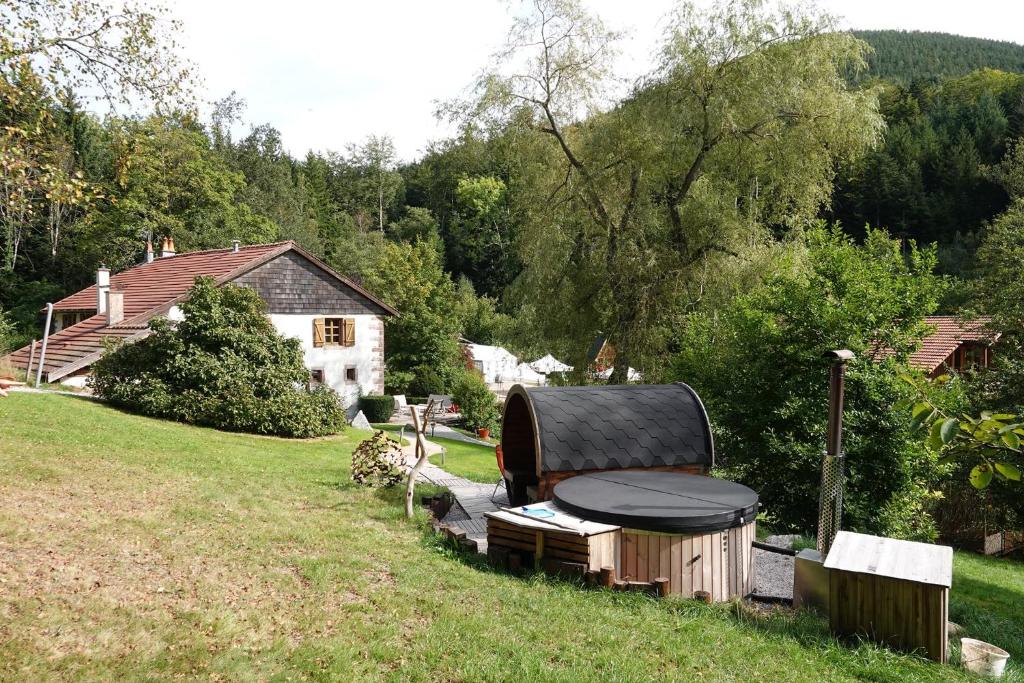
[428,423,496,448]
[400,431,505,554]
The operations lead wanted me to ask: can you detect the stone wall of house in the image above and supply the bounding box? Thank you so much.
[268,313,385,418]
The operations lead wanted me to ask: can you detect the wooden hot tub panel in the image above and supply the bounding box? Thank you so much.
[620,521,756,601]
[486,517,619,573]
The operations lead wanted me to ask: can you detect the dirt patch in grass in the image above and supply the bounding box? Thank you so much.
[0,473,372,663]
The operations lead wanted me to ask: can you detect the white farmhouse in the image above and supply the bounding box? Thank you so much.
[2,239,397,414]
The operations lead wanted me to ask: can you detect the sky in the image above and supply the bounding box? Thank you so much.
[165,0,1024,162]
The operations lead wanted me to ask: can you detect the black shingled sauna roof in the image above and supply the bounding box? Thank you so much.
[501,383,715,477]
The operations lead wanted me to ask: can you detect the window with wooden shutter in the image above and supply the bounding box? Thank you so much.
[317,317,356,347]
[324,318,341,345]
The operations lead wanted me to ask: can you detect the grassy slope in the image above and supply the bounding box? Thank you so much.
[373,423,499,483]
[428,436,498,484]
[0,394,1018,681]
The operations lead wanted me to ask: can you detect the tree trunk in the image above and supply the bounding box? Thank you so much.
[607,354,631,384]
[404,407,431,518]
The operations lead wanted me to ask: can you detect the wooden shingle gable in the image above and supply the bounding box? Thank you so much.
[229,248,397,317]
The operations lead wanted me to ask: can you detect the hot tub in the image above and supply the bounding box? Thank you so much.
[552,471,758,600]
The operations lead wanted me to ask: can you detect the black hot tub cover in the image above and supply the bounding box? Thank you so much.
[552,471,758,533]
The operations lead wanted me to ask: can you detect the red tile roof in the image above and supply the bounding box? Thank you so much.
[1,241,396,381]
[52,242,290,321]
[3,315,148,380]
[906,316,994,373]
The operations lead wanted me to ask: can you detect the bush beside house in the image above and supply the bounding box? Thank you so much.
[91,278,345,438]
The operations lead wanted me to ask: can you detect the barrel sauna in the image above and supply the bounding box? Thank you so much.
[499,383,715,505]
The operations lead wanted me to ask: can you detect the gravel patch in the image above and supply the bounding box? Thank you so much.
[753,534,798,600]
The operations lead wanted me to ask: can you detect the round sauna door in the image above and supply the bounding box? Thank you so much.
[552,471,758,533]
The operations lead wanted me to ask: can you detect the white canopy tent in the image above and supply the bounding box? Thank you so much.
[465,342,521,384]
[515,362,546,384]
[597,366,642,382]
[530,354,573,374]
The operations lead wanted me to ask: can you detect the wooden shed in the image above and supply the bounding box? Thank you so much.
[500,383,714,505]
[825,531,953,662]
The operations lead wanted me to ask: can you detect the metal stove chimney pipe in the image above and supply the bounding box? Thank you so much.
[817,349,854,558]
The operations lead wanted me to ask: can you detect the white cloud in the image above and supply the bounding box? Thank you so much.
[165,0,1024,161]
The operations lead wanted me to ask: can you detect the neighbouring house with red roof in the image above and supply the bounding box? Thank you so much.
[905,316,996,379]
[1,239,397,414]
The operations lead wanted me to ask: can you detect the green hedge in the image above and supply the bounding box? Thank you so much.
[359,395,395,423]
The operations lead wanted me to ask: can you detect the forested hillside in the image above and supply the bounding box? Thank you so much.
[828,68,1024,274]
[854,30,1024,83]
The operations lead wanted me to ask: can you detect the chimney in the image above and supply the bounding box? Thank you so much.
[96,266,110,314]
[106,288,124,326]
[816,349,855,557]
[161,236,176,258]
[145,238,154,264]
[231,239,240,253]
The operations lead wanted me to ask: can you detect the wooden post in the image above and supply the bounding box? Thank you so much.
[535,530,545,570]
[404,407,431,518]
[653,577,669,598]
[600,566,616,589]
[25,340,37,383]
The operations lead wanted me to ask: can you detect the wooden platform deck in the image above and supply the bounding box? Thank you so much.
[404,441,506,553]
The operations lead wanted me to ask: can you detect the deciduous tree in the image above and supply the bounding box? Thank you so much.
[460,0,882,380]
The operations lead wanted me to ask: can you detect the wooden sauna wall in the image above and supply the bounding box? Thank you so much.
[537,464,708,500]
[620,521,756,601]
[486,517,620,572]
[829,571,948,662]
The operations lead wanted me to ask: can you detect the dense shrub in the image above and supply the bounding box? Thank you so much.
[90,278,345,438]
[0,306,13,354]
[408,365,447,397]
[351,431,405,488]
[384,368,415,395]
[359,395,395,423]
[670,227,944,540]
[452,370,501,432]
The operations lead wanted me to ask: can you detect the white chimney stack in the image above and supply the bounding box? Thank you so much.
[106,288,124,326]
[96,267,110,314]
[145,239,154,264]
[231,239,240,253]
[161,236,176,258]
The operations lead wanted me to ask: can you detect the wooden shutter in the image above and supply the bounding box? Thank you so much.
[343,318,356,347]
[312,318,325,348]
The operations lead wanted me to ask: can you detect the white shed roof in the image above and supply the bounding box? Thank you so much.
[823,531,953,587]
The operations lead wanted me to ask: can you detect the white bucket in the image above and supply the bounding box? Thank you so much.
[961,638,1010,678]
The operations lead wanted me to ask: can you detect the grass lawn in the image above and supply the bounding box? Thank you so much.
[2,393,1022,681]
[372,423,499,484]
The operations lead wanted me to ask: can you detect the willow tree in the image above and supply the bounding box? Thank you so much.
[460,0,883,381]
